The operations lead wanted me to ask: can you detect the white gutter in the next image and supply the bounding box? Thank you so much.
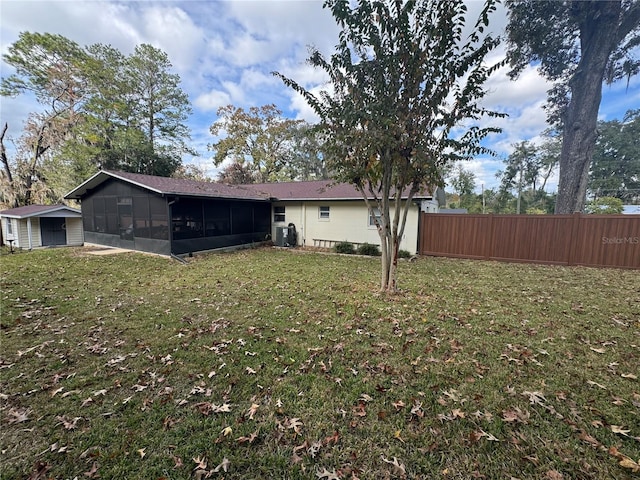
[301,203,306,246]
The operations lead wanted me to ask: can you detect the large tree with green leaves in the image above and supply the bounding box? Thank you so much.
[505,0,640,214]
[125,44,193,176]
[1,32,88,206]
[209,104,305,183]
[447,164,476,210]
[275,0,504,292]
[1,33,193,206]
[497,135,559,214]
[283,123,331,181]
[589,109,640,204]
[498,141,540,214]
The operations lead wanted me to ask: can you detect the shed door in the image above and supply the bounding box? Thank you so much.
[40,217,67,246]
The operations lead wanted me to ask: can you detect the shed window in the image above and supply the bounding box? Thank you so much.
[6,219,13,237]
[274,206,285,223]
[319,206,330,220]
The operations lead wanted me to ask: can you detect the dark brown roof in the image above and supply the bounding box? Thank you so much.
[245,180,433,201]
[65,170,270,201]
[65,170,433,202]
[108,171,271,200]
[0,204,81,218]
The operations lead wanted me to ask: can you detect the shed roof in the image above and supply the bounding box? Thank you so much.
[0,204,81,219]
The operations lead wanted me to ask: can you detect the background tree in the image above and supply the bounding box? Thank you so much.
[447,164,476,210]
[217,159,255,184]
[48,44,130,194]
[505,0,640,214]
[1,34,194,206]
[1,32,88,206]
[124,44,193,176]
[498,141,540,214]
[284,124,331,181]
[171,163,211,181]
[209,104,303,183]
[585,196,624,214]
[589,109,640,204]
[496,134,559,214]
[1,118,59,207]
[536,130,561,193]
[275,0,504,292]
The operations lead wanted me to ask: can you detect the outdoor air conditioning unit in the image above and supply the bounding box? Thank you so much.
[275,226,288,247]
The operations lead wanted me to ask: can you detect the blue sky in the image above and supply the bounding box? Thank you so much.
[1,0,638,193]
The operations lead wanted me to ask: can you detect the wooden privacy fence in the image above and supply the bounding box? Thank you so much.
[418,213,639,269]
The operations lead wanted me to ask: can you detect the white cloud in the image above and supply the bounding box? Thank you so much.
[194,90,232,112]
[483,64,553,110]
[490,100,550,152]
[138,6,205,73]
[221,80,247,105]
[289,91,321,123]
[240,68,279,92]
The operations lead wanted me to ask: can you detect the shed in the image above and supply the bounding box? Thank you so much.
[0,204,84,250]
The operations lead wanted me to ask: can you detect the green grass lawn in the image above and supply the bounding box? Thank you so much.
[1,247,638,479]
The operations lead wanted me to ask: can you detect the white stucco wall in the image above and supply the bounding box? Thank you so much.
[271,200,420,253]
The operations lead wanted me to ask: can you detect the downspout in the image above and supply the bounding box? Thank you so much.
[415,201,421,255]
[301,203,306,247]
[27,218,33,250]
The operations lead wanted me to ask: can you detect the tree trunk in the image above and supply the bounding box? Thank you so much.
[555,2,621,214]
[0,123,13,184]
[0,123,18,208]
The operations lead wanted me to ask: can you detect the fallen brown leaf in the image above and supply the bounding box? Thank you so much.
[212,457,230,473]
[83,462,99,478]
[382,456,406,477]
[619,457,640,473]
[610,425,630,436]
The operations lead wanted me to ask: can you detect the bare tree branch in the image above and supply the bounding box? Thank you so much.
[0,123,13,184]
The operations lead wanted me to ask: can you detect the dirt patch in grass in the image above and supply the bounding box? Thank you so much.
[1,247,639,479]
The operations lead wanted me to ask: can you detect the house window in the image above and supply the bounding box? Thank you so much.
[319,206,330,220]
[6,219,13,237]
[274,206,285,223]
[368,208,382,227]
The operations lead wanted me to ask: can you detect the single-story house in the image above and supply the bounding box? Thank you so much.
[65,170,438,256]
[243,180,438,252]
[0,204,84,250]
